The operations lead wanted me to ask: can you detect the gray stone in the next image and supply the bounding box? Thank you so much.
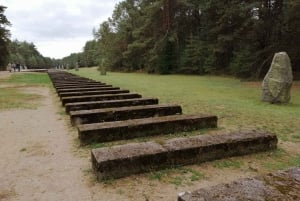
[178,167,300,201]
[70,104,182,125]
[91,131,277,180]
[262,52,293,103]
[65,98,159,113]
[79,114,218,144]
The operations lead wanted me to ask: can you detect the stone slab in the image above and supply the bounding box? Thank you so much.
[53,80,98,84]
[91,131,277,180]
[53,80,100,84]
[56,85,113,93]
[65,98,159,113]
[91,142,168,180]
[178,166,299,201]
[59,89,130,98]
[57,87,119,93]
[79,114,218,144]
[54,83,107,89]
[70,104,182,125]
[164,131,277,165]
[61,93,142,105]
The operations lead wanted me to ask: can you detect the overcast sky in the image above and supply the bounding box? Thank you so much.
[1,0,122,59]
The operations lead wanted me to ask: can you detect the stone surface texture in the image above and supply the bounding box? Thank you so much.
[178,167,300,201]
[91,131,277,180]
[262,52,293,103]
[65,98,159,113]
[61,93,142,105]
[79,114,218,144]
[70,104,182,125]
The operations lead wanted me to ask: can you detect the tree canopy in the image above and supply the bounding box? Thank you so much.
[8,40,56,69]
[0,5,11,68]
[68,0,300,78]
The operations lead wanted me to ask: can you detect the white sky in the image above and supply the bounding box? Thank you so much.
[1,0,122,59]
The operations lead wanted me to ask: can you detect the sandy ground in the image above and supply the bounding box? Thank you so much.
[2,71,298,201]
[0,85,94,201]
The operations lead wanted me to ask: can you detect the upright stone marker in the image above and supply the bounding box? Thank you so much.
[262,52,293,103]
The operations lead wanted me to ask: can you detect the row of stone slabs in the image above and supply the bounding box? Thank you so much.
[47,70,278,182]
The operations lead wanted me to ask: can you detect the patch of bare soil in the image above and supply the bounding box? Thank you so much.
[1,82,299,201]
[0,86,92,201]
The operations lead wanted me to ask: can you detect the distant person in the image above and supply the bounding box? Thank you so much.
[6,63,12,72]
[12,63,16,71]
[16,63,21,72]
[75,61,79,71]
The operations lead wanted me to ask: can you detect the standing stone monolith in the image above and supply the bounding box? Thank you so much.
[262,52,293,103]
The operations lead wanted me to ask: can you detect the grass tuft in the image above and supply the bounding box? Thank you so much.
[213,159,243,169]
[148,166,204,186]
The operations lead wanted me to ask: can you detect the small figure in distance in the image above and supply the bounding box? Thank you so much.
[6,62,12,72]
[16,63,21,72]
[11,63,16,72]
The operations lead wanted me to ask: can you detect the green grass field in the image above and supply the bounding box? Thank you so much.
[69,67,300,178]
[70,67,300,142]
[1,69,299,182]
[3,72,51,86]
[0,73,51,110]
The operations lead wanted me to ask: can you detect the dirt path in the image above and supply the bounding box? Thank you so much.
[0,86,95,201]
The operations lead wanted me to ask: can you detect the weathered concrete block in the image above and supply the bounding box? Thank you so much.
[164,131,277,165]
[59,89,130,98]
[50,76,95,82]
[70,104,182,125]
[53,80,100,85]
[91,131,277,180]
[61,93,142,105]
[52,78,94,82]
[55,84,112,93]
[65,98,159,113]
[79,114,217,144]
[262,52,293,103]
[55,83,107,89]
[57,86,119,93]
[91,142,168,180]
[178,167,299,201]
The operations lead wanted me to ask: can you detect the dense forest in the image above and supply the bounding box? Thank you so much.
[1,1,300,78]
[62,0,300,78]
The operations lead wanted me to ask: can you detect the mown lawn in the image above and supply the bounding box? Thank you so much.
[69,67,300,180]
[3,72,51,86]
[2,70,299,184]
[71,67,300,143]
[0,73,51,110]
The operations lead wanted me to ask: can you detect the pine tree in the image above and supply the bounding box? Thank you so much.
[0,5,11,67]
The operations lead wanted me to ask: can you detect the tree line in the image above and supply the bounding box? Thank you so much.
[64,0,299,78]
[2,1,300,77]
[0,5,56,70]
[8,40,56,69]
